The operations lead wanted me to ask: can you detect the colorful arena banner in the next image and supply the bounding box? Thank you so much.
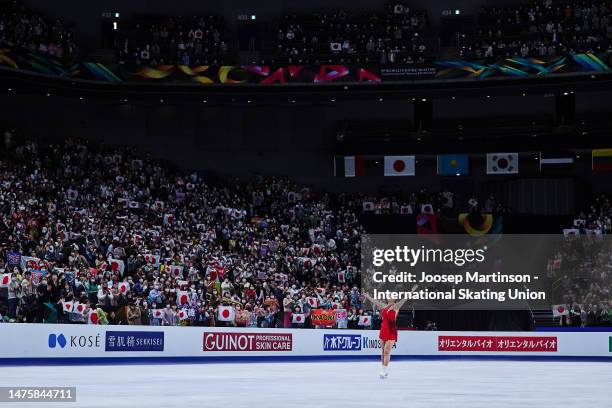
[202,332,293,352]
[310,309,337,327]
[0,48,610,85]
[438,336,557,352]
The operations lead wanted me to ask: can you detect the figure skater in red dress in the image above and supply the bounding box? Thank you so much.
[364,287,416,379]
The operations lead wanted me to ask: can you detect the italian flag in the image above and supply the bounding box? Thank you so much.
[592,149,612,170]
[334,156,365,177]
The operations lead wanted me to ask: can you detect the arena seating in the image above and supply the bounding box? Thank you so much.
[262,5,435,65]
[459,0,612,59]
[2,0,611,67]
[0,131,366,327]
[115,14,228,66]
[0,130,511,328]
[0,0,79,61]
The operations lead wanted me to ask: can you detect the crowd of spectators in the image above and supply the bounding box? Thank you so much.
[0,1,78,61]
[460,0,612,59]
[265,5,433,65]
[4,0,612,68]
[553,194,612,326]
[352,189,508,217]
[116,14,228,66]
[0,129,605,330]
[0,130,378,328]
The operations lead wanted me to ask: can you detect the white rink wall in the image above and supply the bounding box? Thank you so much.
[0,324,610,363]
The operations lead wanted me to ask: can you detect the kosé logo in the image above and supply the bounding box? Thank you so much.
[48,333,67,349]
[47,333,102,350]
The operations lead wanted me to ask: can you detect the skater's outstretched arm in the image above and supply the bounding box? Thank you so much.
[392,285,418,311]
[363,293,388,309]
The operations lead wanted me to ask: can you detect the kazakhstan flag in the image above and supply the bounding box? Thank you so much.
[437,154,469,175]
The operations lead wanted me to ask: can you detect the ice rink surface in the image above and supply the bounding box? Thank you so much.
[6,359,611,408]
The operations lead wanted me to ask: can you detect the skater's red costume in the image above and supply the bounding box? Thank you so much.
[379,306,398,341]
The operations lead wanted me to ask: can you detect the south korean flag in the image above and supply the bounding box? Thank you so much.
[486,153,519,174]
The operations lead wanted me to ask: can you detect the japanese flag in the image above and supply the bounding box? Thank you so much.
[88,310,99,325]
[66,188,78,201]
[217,306,235,322]
[337,271,345,283]
[163,214,175,225]
[214,263,225,276]
[61,301,75,313]
[176,290,190,306]
[292,313,305,324]
[420,203,434,215]
[384,156,415,176]
[168,265,184,278]
[362,201,375,212]
[143,254,161,267]
[552,304,569,317]
[21,256,41,271]
[73,303,86,315]
[118,282,130,294]
[109,259,125,275]
[306,297,319,308]
[400,205,413,215]
[178,309,189,320]
[207,266,218,282]
[151,309,163,319]
[0,273,10,288]
[316,287,326,296]
[331,302,342,310]
[358,315,371,326]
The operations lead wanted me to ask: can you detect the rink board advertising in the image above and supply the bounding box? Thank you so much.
[202,332,293,352]
[105,331,164,352]
[0,325,609,364]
